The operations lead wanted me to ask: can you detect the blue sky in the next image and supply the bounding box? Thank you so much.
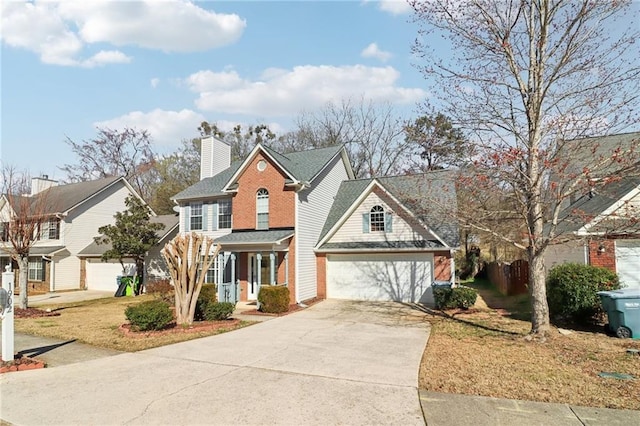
[1,0,427,179]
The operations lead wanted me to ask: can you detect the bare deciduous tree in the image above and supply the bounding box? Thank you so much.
[60,127,157,201]
[161,233,220,325]
[0,167,54,309]
[411,0,640,336]
[284,98,411,178]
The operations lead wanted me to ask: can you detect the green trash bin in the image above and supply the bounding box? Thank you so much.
[597,289,640,339]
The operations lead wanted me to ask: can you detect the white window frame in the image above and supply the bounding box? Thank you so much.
[218,199,232,229]
[370,205,385,232]
[256,189,269,230]
[28,257,44,281]
[190,202,203,231]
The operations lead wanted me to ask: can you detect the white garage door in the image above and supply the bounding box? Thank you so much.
[85,258,134,292]
[615,240,640,289]
[326,253,434,303]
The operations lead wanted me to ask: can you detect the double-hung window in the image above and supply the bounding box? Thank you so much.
[218,199,232,229]
[28,257,44,281]
[40,219,60,240]
[256,189,269,230]
[190,202,203,231]
[370,205,385,232]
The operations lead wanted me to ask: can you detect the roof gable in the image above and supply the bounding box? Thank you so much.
[317,171,459,248]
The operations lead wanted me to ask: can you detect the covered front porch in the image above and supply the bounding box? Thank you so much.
[213,229,295,304]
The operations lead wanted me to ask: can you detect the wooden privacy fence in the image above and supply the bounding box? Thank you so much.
[486,259,529,296]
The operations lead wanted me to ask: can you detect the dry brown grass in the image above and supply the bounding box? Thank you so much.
[419,281,640,410]
[15,295,254,352]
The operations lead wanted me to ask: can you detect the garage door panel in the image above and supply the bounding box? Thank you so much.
[616,240,640,289]
[326,253,434,303]
[86,259,134,292]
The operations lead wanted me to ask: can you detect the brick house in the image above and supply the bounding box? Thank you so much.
[544,132,640,288]
[172,137,459,305]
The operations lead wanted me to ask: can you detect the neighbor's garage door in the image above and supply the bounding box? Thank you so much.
[85,258,134,292]
[615,240,640,289]
[326,253,434,303]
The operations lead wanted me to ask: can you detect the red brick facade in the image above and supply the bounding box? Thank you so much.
[588,239,616,272]
[433,251,452,281]
[232,152,295,230]
[316,253,327,299]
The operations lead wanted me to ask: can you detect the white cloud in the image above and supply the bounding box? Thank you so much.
[361,43,392,62]
[150,78,160,88]
[378,0,413,15]
[188,65,426,116]
[94,109,206,150]
[0,0,245,67]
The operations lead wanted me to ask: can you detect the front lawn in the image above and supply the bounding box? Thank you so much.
[15,295,254,352]
[419,279,640,410]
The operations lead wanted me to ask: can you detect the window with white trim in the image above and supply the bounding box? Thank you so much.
[40,219,60,240]
[190,202,203,231]
[256,189,269,230]
[218,199,232,229]
[28,257,44,281]
[370,205,385,232]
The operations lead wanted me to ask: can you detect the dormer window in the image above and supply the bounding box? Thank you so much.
[362,205,392,233]
[370,205,385,232]
[256,189,269,230]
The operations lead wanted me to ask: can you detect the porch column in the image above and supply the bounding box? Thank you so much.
[230,253,237,302]
[49,256,56,292]
[256,253,262,286]
[270,252,276,285]
[217,253,224,285]
[284,253,289,287]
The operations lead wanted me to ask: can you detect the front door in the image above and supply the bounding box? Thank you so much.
[248,253,273,300]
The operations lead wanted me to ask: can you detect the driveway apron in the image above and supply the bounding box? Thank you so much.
[0,299,430,425]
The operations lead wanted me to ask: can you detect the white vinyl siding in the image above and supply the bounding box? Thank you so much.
[329,192,435,244]
[326,253,434,304]
[297,154,349,301]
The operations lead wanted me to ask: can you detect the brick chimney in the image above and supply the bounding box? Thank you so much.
[200,136,231,180]
[31,175,58,195]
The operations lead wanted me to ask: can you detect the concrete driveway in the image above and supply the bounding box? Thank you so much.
[0,299,430,425]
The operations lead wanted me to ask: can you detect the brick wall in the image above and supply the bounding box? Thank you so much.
[588,239,616,272]
[316,253,326,299]
[232,152,295,230]
[433,251,452,281]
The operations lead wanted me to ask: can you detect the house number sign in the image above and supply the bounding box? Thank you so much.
[0,288,12,319]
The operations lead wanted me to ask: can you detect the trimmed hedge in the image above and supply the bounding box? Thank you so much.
[433,285,477,310]
[203,302,236,321]
[195,284,217,321]
[258,285,290,314]
[547,263,620,324]
[125,300,173,331]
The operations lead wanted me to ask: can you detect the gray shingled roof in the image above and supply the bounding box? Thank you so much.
[317,171,459,248]
[10,177,123,216]
[0,246,66,257]
[215,229,294,245]
[171,144,344,202]
[79,214,179,256]
[555,177,640,234]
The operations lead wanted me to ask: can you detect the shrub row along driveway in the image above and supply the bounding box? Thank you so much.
[1,299,431,425]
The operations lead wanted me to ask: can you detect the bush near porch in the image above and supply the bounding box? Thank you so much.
[258,285,290,313]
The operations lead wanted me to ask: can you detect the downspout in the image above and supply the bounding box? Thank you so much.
[450,249,456,286]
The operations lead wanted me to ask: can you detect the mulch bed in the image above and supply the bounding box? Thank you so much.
[0,354,46,374]
[119,319,242,338]
[14,308,61,319]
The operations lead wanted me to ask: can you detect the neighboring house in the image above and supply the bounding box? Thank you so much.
[77,214,179,291]
[544,132,640,289]
[172,136,459,305]
[0,176,165,294]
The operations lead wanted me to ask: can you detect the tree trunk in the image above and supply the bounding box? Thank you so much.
[17,255,29,309]
[528,249,550,335]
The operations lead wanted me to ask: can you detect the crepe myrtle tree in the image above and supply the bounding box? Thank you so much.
[0,167,54,309]
[411,0,640,336]
[162,233,220,325]
[97,195,164,290]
